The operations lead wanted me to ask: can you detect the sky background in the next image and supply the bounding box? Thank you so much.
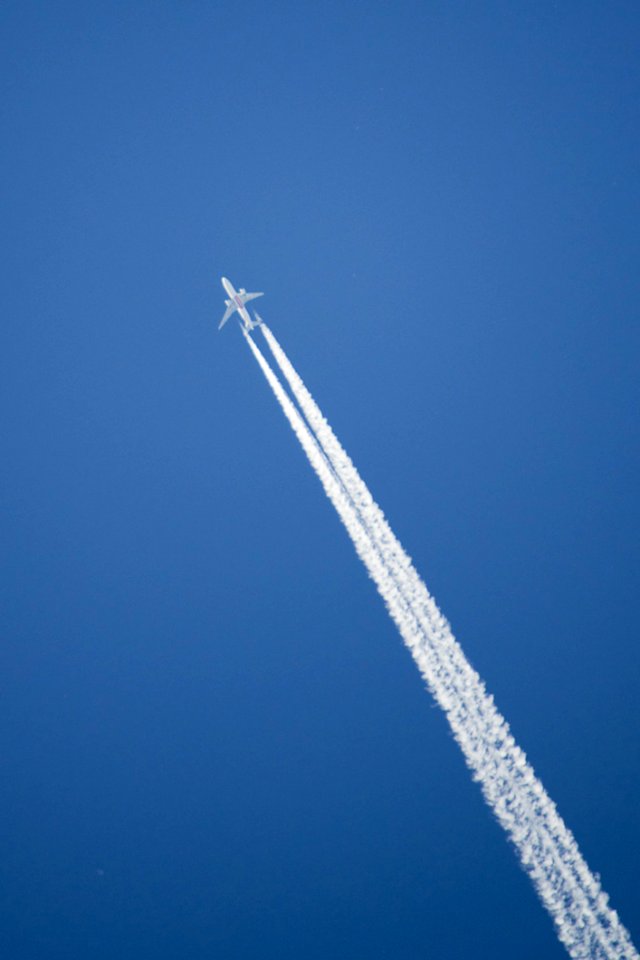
[2,2,639,958]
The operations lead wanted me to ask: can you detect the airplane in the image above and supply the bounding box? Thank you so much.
[219,277,263,331]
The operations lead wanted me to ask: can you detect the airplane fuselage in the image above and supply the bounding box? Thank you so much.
[221,277,252,330]
[218,276,264,331]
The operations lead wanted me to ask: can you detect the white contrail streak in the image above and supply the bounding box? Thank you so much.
[259,323,638,959]
[244,325,637,960]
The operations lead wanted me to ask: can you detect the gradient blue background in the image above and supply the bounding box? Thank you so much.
[2,3,639,957]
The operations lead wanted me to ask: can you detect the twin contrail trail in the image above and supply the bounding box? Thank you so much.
[241,323,637,960]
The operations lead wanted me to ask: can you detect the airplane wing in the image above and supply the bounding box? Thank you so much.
[242,292,263,304]
[218,303,236,330]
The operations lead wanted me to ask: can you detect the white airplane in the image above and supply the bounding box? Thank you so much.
[219,277,263,331]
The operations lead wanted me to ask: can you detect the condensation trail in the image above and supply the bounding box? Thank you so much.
[259,323,638,960]
[258,325,622,943]
[245,325,637,960]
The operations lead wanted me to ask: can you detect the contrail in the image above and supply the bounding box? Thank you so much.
[244,325,637,960]
[259,323,638,960]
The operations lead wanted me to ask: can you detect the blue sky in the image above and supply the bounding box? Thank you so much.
[2,2,639,958]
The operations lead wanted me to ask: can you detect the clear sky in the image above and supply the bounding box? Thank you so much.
[2,3,639,958]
